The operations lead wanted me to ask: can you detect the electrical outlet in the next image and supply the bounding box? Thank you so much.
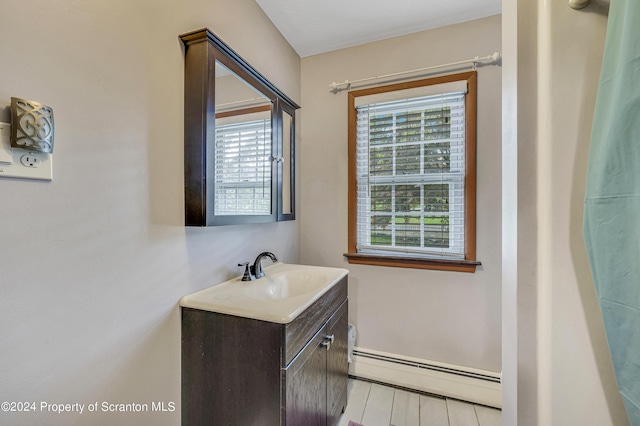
[0,123,53,181]
[21,153,42,168]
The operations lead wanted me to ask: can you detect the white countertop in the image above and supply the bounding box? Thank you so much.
[180,263,348,324]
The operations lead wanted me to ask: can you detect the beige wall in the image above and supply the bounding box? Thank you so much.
[502,0,628,424]
[0,1,299,425]
[300,15,502,372]
[2,1,626,423]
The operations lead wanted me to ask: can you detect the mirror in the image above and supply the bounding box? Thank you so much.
[180,29,300,226]
[279,107,294,219]
[214,61,273,217]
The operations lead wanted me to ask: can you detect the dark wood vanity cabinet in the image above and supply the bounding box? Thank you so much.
[182,277,348,426]
[325,303,349,425]
[284,300,348,425]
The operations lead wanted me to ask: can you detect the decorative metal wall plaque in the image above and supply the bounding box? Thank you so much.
[10,97,54,153]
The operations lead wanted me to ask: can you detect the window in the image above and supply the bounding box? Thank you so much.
[345,72,480,272]
[214,109,272,215]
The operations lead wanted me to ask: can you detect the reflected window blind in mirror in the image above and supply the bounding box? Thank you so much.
[214,115,272,215]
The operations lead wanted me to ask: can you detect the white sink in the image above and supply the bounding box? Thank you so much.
[180,263,348,323]
[243,269,329,300]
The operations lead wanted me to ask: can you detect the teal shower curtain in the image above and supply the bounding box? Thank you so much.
[583,0,640,424]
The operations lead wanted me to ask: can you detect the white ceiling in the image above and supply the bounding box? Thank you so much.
[255,0,502,58]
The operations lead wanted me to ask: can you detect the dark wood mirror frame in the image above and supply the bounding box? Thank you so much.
[179,28,299,226]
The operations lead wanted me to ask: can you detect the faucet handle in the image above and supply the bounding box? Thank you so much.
[238,262,254,281]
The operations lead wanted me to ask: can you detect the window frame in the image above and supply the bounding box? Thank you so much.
[345,71,480,273]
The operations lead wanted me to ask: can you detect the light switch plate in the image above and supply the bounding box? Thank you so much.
[0,122,53,181]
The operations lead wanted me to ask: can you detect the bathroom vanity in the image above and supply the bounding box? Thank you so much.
[180,263,348,426]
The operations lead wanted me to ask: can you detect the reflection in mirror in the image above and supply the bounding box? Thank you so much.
[214,61,273,216]
[281,110,293,215]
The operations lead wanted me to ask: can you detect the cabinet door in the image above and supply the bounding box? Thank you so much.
[326,301,348,425]
[284,330,327,425]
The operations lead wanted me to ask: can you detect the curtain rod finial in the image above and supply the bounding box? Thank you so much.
[569,0,590,10]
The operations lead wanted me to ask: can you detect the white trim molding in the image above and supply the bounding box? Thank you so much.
[349,347,501,408]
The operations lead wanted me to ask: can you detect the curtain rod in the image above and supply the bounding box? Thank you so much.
[569,0,590,9]
[329,51,501,94]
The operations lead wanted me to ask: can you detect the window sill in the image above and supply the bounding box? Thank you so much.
[343,252,481,273]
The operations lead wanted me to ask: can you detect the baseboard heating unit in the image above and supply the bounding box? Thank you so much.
[349,347,501,408]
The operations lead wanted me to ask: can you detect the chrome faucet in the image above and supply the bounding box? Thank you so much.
[238,252,278,281]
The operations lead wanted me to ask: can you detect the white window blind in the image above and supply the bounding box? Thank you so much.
[214,117,271,215]
[355,90,466,258]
